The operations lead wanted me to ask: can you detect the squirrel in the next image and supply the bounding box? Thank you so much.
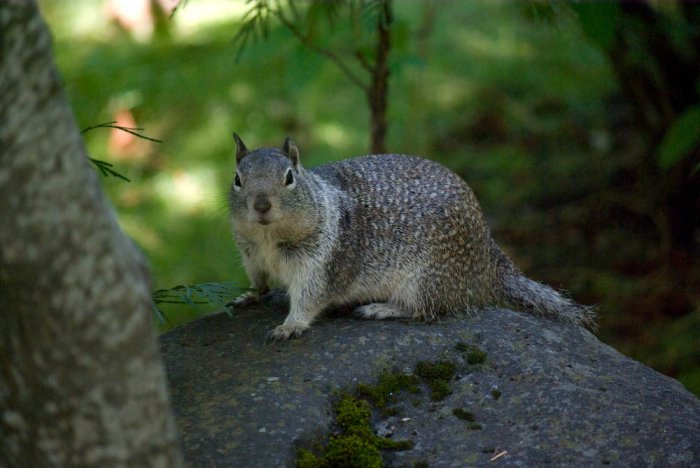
[227,134,596,341]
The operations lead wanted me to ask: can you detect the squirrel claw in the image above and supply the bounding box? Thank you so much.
[265,322,309,342]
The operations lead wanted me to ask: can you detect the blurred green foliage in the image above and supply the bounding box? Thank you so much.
[39,0,698,396]
[659,105,700,169]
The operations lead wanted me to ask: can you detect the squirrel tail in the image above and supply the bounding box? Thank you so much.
[491,240,597,329]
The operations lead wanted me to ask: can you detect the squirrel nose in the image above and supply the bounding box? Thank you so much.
[253,195,272,214]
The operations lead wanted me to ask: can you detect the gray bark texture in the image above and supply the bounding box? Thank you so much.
[0,1,182,466]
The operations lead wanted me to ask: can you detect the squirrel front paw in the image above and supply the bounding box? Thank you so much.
[266,321,309,342]
[226,291,259,309]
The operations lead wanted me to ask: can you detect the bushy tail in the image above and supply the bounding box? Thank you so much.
[500,272,596,329]
[491,240,597,329]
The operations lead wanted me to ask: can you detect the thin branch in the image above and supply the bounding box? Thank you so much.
[88,158,131,182]
[232,1,272,61]
[81,120,163,143]
[150,302,173,326]
[286,0,301,23]
[354,50,375,73]
[274,7,370,92]
[349,3,376,79]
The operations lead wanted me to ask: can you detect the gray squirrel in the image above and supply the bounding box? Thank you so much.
[227,134,595,341]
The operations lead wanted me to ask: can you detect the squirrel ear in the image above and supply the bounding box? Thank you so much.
[232,132,247,163]
[282,137,300,167]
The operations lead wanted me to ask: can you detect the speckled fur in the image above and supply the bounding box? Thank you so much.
[228,136,595,340]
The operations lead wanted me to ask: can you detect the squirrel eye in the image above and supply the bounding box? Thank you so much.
[234,172,242,188]
[284,168,294,186]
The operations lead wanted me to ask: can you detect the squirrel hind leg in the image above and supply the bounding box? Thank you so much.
[227,291,260,309]
[354,302,414,320]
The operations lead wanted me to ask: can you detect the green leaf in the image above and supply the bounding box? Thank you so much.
[658,105,700,169]
[152,282,247,307]
[570,2,620,51]
[89,158,131,182]
[520,2,559,24]
[232,0,272,61]
[150,282,249,324]
[150,302,170,325]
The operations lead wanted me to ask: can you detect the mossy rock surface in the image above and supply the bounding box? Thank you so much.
[160,291,700,467]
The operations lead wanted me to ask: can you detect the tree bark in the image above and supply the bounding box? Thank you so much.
[0,2,182,466]
[368,0,392,154]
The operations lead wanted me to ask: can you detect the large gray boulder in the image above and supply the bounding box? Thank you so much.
[160,292,700,467]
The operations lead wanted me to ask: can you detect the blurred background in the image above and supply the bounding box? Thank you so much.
[38,0,699,396]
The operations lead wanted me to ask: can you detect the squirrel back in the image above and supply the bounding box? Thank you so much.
[228,135,595,340]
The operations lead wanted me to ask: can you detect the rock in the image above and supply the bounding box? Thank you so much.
[160,292,700,467]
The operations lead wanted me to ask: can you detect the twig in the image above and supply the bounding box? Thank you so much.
[88,158,131,182]
[354,50,375,73]
[81,120,162,143]
[490,450,508,462]
[274,8,369,92]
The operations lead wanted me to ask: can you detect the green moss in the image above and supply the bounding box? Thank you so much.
[296,448,321,468]
[455,342,487,364]
[415,360,456,380]
[452,408,476,421]
[454,341,471,352]
[429,380,452,401]
[375,437,415,451]
[296,393,413,467]
[467,349,487,364]
[415,360,456,401]
[323,435,383,468]
[357,371,420,410]
[296,359,466,466]
[453,408,482,429]
[335,395,372,434]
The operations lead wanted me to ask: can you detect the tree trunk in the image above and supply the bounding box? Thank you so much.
[0,2,182,466]
[368,0,392,154]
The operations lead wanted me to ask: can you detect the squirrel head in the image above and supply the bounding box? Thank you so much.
[229,133,308,229]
